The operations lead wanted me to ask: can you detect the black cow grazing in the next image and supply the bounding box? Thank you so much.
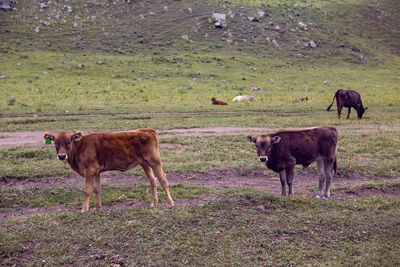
[327,89,367,119]
[247,127,338,199]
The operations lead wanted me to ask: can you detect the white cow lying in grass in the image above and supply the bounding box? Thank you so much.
[232,95,256,103]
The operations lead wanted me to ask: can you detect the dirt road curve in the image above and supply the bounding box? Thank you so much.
[0,127,273,150]
[1,125,399,150]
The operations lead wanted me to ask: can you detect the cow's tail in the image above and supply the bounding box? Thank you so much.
[326,90,339,111]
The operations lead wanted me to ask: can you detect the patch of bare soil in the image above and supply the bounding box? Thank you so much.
[333,183,400,199]
[1,165,399,224]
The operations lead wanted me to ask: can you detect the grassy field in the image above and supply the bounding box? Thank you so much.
[1,191,399,266]
[1,50,400,116]
[1,0,399,265]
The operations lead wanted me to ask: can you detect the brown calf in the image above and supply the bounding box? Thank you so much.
[44,128,174,212]
[211,97,228,105]
[295,97,309,103]
[327,89,367,119]
[248,126,338,199]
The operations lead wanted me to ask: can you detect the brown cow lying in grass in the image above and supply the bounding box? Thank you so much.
[211,97,228,105]
[295,97,309,102]
[248,126,338,199]
[44,128,174,212]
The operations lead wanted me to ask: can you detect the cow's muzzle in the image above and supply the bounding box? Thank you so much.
[259,156,268,162]
[57,154,67,161]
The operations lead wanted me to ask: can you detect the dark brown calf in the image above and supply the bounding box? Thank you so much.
[327,89,367,119]
[44,128,174,212]
[211,97,228,105]
[248,127,338,199]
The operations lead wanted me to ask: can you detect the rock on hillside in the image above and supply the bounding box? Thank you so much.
[0,0,398,62]
[0,0,16,11]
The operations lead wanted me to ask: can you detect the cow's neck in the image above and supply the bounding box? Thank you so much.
[66,142,83,176]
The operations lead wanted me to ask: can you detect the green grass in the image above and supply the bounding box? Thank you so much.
[0,146,70,181]
[1,50,399,116]
[1,109,400,133]
[338,131,400,177]
[1,191,399,266]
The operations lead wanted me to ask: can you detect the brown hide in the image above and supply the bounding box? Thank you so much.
[211,97,228,105]
[44,128,174,212]
[327,89,367,119]
[248,126,338,198]
[295,97,309,102]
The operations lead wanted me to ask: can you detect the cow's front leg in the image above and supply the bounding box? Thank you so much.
[279,171,287,196]
[285,167,295,195]
[347,107,351,119]
[82,176,94,212]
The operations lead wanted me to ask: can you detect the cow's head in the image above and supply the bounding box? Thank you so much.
[357,105,368,119]
[247,135,281,162]
[44,131,82,161]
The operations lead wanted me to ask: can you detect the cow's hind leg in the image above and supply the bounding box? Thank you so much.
[150,163,174,207]
[347,107,351,119]
[336,99,342,119]
[279,171,287,196]
[140,163,158,207]
[323,160,334,199]
[285,167,295,195]
[316,158,326,199]
[94,174,102,210]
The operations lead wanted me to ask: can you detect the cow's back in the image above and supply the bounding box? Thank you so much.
[70,128,159,173]
[270,127,337,169]
[338,90,361,107]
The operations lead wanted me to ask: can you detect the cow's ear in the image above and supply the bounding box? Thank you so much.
[271,136,281,144]
[44,133,54,141]
[365,107,368,110]
[247,135,257,143]
[71,131,83,141]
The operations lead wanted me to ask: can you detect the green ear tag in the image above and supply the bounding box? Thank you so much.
[45,139,51,144]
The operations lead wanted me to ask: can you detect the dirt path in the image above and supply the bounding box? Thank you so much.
[2,166,398,194]
[0,128,271,149]
[1,125,400,150]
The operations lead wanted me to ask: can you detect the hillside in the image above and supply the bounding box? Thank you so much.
[1,0,399,63]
